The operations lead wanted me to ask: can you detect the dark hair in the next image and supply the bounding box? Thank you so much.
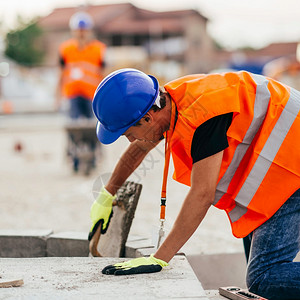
[133,89,167,126]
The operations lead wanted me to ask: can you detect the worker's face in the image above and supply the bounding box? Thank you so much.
[73,28,91,40]
[123,113,163,144]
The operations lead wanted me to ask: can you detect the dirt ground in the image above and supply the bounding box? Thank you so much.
[0,113,243,256]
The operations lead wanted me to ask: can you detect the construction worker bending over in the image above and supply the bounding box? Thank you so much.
[56,11,106,171]
[89,69,300,300]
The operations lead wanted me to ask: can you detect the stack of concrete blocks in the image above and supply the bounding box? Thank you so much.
[0,230,157,258]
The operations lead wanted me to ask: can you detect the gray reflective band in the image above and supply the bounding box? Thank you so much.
[229,88,300,222]
[214,74,270,205]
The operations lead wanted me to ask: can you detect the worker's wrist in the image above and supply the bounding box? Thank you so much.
[95,186,116,206]
[150,254,168,267]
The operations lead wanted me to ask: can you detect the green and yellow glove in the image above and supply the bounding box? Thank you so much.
[102,254,168,275]
[88,186,117,240]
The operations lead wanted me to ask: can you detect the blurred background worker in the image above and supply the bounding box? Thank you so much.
[56,10,106,116]
[56,11,106,173]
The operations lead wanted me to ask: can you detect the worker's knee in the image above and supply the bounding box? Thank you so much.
[246,262,300,300]
[246,260,267,294]
[246,268,272,299]
[246,267,260,292]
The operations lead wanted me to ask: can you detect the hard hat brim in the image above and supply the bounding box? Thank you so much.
[96,121,130,145]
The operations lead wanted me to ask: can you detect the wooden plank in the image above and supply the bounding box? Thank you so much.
[0,279,24,288]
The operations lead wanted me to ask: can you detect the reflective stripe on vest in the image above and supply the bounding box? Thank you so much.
[214,74,270,205]
[62,61,101,87]
[64,61,102,76]
[215,78,300,224]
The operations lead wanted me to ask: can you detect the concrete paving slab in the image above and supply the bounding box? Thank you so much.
[125,237,155,258]
[135,247,156,258]
[47,232,89,257]
[206,290,226,300]
[187,253,247,290]
[0,229,52,258]
[0,256,209,300]
[95,181,142,257]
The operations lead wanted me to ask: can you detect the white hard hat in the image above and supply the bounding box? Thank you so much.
[69,11,94,30]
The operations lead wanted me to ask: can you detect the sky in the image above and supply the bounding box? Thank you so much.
[1,0,300,49]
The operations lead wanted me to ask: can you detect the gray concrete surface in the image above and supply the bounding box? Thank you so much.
[47,232,89,257]
[0,231,226,298]
[187,253,247,290]
[0,256,215,300]
[0,229,52,258]
[125,236,155,258]
[0,230,88,258]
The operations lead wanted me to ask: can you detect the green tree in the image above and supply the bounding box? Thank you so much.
[4,17,44,66]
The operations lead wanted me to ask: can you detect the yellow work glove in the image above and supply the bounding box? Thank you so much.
[88,186,116,240]
[102,254,168,275]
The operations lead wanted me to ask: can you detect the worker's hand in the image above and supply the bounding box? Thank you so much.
[88,186,117,240]
[102,254,168,275]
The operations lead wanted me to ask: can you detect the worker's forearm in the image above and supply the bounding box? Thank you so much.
[105,141,154,195]
[155,149,222,263]
[154,190,213,263]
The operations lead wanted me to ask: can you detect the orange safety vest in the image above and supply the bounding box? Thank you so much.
[60,38,106,100]
[164,71,300,238]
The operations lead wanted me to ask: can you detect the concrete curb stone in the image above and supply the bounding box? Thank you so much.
[46,231,89,257]
[0,229,53,258]
[0,230,157,258]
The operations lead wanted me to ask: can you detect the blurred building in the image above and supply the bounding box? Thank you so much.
[221,42,300,89]
[218,42,299,73]
[38,3,215,82]
[3,3,300,114]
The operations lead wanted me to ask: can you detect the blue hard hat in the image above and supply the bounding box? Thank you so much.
[69,12,94,30]
[92,68,159,144]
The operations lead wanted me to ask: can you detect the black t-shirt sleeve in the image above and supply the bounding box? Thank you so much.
[191,113,233,164]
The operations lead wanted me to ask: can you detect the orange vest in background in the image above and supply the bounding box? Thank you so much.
[164,71,300,238]
[60,39,106,100]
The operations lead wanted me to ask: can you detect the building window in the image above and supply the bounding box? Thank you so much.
[111,34,122,46]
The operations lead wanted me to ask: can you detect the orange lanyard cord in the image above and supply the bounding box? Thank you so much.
[160,100,176,220]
